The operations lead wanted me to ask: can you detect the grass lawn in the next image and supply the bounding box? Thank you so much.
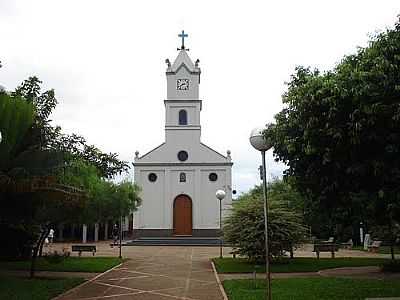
[0,257,123,273]
[353,246,400,255]
[223,278,400,300]
[213,257,390,273]
[0,276,84,300]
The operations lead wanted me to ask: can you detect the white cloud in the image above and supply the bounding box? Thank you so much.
[0,0,398,192]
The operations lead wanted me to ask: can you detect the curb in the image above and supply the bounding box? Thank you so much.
[52,262,124,300]
[211,261,229,300]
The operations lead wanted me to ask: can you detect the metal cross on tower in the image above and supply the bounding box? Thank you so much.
[178,30,188,50]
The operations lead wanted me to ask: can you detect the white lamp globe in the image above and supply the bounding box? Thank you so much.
[216,189,226,201]
[249,127,273,151]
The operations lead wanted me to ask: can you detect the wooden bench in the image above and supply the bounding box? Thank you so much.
[313,243,339,259]
[71,245,96,256]
[341,239,353,249]
[367,240,382,253]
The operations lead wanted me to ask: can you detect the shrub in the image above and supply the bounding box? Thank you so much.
[224,181,307,262]
[382,260,400,272]
[43,249,70,264]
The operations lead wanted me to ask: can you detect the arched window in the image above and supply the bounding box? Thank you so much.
[179,172,186,182]
[179,110,187,125]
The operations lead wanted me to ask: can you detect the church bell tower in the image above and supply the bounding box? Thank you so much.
[132,31,233,239]
[164,30,202,144]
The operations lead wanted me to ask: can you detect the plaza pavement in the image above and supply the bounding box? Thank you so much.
[55,243,226,300]
[50,241,393,300]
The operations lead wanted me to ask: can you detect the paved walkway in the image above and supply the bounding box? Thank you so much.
[46,242,395,299]
[219,266,400,281]
[56,246,225,300]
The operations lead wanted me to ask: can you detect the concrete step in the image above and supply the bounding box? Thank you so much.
[124,237,225,246]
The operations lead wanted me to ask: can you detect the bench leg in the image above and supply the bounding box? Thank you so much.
[331,251,335,258]
[92,251,95,256]
[79,251,82,257]
[316,251,320,259]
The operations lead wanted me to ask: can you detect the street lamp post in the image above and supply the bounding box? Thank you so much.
[119,214,122,259]
[216,189,226,259]
[250,127,273,300]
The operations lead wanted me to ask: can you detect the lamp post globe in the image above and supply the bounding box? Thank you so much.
[249,127,272,151]
[216,189,226,201]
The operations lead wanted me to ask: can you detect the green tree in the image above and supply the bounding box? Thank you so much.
[266,18,400,257]
[11,76,128,178]
[224,180,307,262]
[0,91,85,277]
[61,159,142,224]
[0,75,132,276]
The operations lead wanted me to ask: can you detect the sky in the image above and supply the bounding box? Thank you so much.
[0,0,399,195]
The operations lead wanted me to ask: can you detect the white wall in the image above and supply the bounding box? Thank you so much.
[167,66,199,100]
[134,165,232,230]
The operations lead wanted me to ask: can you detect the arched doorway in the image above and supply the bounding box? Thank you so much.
[173,195,192,236]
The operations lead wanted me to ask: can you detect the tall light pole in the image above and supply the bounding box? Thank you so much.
[118,193,123,259]
[216,189,226,259]
[250,127,273,300]
[119,214,122,259]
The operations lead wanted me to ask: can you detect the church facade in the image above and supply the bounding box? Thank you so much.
[133,33,233,237]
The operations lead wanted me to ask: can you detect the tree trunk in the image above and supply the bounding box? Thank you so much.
[389,220,395,260]
[82,224,87,243]
[58,223,64,241]
[30,227,49,278]
[104,221,109,240]
[94,223,99,242]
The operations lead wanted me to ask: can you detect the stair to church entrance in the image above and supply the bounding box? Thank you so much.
[124,236,225,246]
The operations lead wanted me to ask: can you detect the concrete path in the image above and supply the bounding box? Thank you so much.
[56,246,224,300]
[219,266,400,281]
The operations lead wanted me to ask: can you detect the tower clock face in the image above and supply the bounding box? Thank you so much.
[176,79,189,90]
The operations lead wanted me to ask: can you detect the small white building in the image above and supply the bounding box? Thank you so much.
[133,33,233,237]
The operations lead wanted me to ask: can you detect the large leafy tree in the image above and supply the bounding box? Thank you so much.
[0,90,85,277]
[61,159,142,224]
[0,74,135,276]
[266,18,400,256]
[11,77,129,178]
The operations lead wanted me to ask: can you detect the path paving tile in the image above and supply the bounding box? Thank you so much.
[56,246,224,300]
[52,242,394,299]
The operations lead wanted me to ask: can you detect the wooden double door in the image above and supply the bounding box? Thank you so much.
[173,195,192,236]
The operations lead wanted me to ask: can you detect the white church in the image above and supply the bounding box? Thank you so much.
[133,32,233,237]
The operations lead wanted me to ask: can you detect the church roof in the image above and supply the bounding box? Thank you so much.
[167,50,200,74]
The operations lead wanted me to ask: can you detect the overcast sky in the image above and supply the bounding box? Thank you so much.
[0,1,398,195]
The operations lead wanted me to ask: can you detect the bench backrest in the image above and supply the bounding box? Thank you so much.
[72,245,96,251]
[371,241,382,247]
[314,243,339,251]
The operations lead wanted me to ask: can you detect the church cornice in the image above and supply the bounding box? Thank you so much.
[164,99,202,110]
[133,162,233,167]
[164,100,202,103]
[165,125,201,130]
[166,63,200,75]
[136,143,165,160]
[200,143,229,160]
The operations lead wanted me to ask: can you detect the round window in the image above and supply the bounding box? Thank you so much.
[209,173,218,182]
[148,173,157,182]
[177,151,188,162]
